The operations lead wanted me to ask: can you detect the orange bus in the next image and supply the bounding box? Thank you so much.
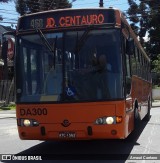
[4,8,152,140]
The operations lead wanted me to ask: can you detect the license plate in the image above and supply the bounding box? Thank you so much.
[59,132,76,138]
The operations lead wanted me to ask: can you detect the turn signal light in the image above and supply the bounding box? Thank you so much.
[116,116,123,123]
[95,116,123,125]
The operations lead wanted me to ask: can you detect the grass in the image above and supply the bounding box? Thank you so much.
[0,103,16,111]
[152,85,160,89]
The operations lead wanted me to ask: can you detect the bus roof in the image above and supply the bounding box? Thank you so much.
[19,7,121,18]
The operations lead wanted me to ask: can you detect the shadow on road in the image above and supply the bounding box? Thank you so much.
[2,118,150,163]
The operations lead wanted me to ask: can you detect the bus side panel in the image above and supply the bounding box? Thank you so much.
[131,75,152,120]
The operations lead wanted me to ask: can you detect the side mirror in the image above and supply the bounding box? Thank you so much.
[1,40,8,60]
[1,31,15,60]
[1,32,15,80]
[126,38,134,55]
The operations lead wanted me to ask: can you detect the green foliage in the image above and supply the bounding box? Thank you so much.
[127,0,160,71]
[0,103,15,110]
[15,0,72,16]
[152,54,160,73]
[127,0,148,42]
[15,0,27,16]
[152,85,160,89]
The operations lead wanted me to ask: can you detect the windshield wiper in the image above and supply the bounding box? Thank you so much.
[36,28,57,68]
[53,36,57,69]
[75,29,91,53]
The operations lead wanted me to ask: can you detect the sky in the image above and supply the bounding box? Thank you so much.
[0,0,131,28]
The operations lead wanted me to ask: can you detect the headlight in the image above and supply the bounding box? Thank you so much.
[17,119,39,127]
[23,119,31,127]
[106,117,114,124]
[95,116,121,125]
[95,118,104,125]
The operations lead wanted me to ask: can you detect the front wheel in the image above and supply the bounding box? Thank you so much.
[134,107,140,130]
[126,107,140,141]
[144,99,151,121]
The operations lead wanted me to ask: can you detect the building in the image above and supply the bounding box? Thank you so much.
[0,25,15,103]
[0,25,15,80]
[0,25,14,58]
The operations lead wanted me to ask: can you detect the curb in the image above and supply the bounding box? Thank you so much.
[0,110,16,119]
[0,117,16,119]
[152,101,160,108]
[152,105,160,108]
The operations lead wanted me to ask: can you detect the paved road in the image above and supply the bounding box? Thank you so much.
[0,107,160,163]
[0,110,16,119]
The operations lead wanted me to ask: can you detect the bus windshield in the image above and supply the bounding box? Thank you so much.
[16,29,123,103]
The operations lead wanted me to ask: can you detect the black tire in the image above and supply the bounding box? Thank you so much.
[144,99,151,121]
[134,106,140,129]
[126,106,140,141]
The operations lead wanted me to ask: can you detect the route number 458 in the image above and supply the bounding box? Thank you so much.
[30,19,43,28]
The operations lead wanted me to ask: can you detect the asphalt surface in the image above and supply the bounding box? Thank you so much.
[0,110,16,119]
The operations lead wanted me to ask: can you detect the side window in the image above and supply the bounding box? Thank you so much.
[148,62,151,81]
[144,59,147,80]
[140,52,145,78]
[124,37,131,96]
[130,44,137,75]
[126,53,131,77]
[144,57,150,81]
[23,48,39,95]
[137,49,141,77]
[135,47,139,76]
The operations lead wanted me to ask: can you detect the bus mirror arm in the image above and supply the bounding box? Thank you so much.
[122,23,134,55]
[2,31,16,38]
[126,38,134,55]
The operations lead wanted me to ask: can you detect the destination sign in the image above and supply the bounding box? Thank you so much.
[46,14,104,28]
[18,9,116,30]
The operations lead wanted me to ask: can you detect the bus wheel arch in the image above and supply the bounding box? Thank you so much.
[126,99,140,141]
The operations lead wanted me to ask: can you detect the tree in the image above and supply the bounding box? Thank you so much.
[127,0,149,45]
[152,54,160,86]
[127,0,140,36]
[15,0,72,16]
[15,0,28,16]
[152,54,160,73]
[146,1,160,60]
[127,0,160,71]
